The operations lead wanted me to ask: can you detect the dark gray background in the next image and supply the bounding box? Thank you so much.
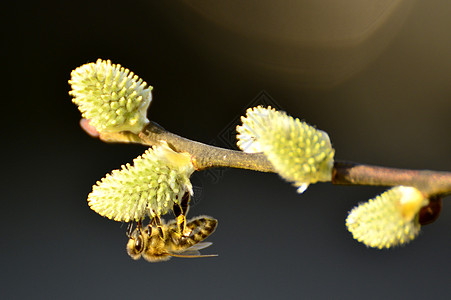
[3,1,450,299]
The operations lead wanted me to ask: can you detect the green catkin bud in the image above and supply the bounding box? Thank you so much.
[236,106,335,193]
[346,186,429,249]
[69,59,153,134]
[88,142,195,222]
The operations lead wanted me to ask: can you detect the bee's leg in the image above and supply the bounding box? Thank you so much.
[173,191,191,237]
[126,220,142,237]
[144,224,152,236]
[147,209,163,237]
[127,220,144,241]
[145,217,158,237]
[174,206,186,236]
[151,215,165,239]
[180,190,191,214]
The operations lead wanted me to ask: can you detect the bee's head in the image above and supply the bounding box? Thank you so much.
[126,228,149,260]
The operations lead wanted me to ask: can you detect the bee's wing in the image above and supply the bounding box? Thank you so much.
[167,242,217,259]
[187,242,212,251]
[168,252,218,259]
[177,249,201,256]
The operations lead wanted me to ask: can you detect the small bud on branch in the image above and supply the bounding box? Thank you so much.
[346,186,428,249]
[88,142,194,222]
[69,59,152,134]
[237,106,335,193]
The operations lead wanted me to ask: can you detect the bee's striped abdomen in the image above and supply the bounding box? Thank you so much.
[182,216,218,246]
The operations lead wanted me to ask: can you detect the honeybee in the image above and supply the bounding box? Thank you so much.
[127,215,218,262]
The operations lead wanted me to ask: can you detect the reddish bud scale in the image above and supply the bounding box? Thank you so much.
[419,196,442,225]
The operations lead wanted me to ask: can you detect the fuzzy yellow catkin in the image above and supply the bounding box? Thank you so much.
[88,142,194,222]
[69,59,153,134]
[346,186,429,249]
[236,106,335,193]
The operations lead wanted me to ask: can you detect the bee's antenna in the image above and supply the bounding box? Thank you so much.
[126,221,135,238]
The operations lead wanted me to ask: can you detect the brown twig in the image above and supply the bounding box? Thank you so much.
[332,161,451,197]
[94,120,451,198]
[137,121,275,172]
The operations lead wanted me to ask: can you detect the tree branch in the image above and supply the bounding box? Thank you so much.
[137,121,275,172]
[95,120,451,198]
[332,161,451,197]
